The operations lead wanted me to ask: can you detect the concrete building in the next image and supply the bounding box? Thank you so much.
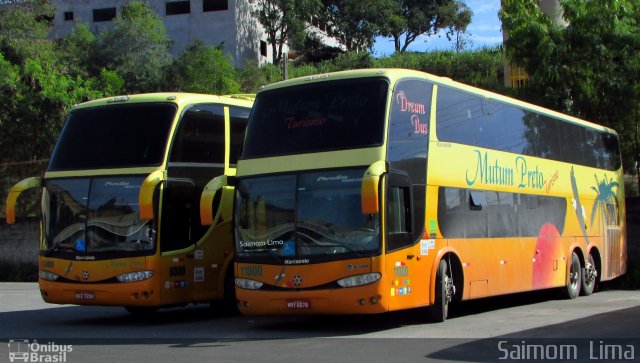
[49,0,280,67]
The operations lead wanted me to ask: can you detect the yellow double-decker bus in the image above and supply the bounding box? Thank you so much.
[6,93,253,314]
[221,69,625,321]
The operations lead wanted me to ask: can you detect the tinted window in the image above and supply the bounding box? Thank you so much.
[557,121,585,165]
[170,105,224,164]
[229,107,250,165]
[388,79,432,162]
[388,79,433,248]
[522,113,561,160]
[42,177,155,256]
[435,87,476,145]
[243,78,388,158]
[438,187,567,239]
[235,169,380,260]
[436,86,620,171]
[602,133,621,170]
[49,103,176,171]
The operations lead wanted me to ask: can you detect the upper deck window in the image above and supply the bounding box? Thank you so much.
[49,103,177,171]
[242,78,388,158]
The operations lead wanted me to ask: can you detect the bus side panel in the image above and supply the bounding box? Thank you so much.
[384,242,437,312]
[155,250,194,306]
[192,220,234,302]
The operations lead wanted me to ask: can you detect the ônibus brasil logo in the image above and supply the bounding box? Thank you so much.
[8,339,72,362]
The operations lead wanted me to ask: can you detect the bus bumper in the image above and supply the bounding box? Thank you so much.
[39,278,161,307]
[236,285,388,315]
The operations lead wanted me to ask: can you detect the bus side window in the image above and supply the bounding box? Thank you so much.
[388,186,410,234]
[170,106,225,164]
[465,190,487,238]
[229,107,251,165]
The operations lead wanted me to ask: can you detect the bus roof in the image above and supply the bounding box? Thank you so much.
[259,68,617,135]
[72,93,255,110]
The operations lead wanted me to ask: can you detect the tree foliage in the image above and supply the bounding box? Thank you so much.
[92,1,172,93]
[320,0,400,52]
[170,40,240,94]
[0,0,54,64]
[501,0,640,176]
[251,0,319,64]
[381,0,473,53]
[0,1,110,164]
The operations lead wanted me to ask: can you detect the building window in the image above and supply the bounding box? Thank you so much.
[93,8,116,22]
[203,0,227,12]
[260,40,267,57]
[166,1,190,15]
[64,11,74,21]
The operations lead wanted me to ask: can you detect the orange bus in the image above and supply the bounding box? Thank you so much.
[6,93,253,314]
[215,69,625,321]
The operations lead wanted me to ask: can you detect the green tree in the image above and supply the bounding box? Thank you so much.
[170,40,240,94]
[251,0,320,64]
[319,0,402,52]
[501,0,640,181]
[0,1,117,165]
[59,23,96,78]
[0,0,54,64]
[381,0,473,53]
[93,1,172,93]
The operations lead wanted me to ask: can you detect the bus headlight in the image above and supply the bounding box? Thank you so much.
[235,278,263,290]
[337,273,381,288]
[39,270,59,281]
[116,270,154,282]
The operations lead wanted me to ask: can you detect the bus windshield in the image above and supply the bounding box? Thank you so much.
[48,103,177,171]
[235,168,380,261]
[42,176,155,256]
[242,78,389,158]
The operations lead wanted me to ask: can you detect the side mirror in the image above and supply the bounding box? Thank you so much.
[6,177,42,224]
[139,170,166,220]
[200,175,233,226]
[361,161,386,215]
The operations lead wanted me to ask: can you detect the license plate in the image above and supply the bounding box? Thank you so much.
[286,300,310,309]
[75,291,95,300]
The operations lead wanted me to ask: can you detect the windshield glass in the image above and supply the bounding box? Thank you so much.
[235,169,380,261]
[42,176,155,256]
[48,103,176,171]
[242,78,388,158]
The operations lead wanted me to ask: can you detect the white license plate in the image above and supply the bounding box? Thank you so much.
[75,291,95,300]
[286,300,310,309]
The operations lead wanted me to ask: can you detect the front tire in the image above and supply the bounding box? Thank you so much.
[565,252,582,299]
[428,259,452,322]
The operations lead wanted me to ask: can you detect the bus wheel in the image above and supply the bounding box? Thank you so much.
[428,259,453,323]
[564,252,582,299]
[581,253,598,296]
[124,306,158,316]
